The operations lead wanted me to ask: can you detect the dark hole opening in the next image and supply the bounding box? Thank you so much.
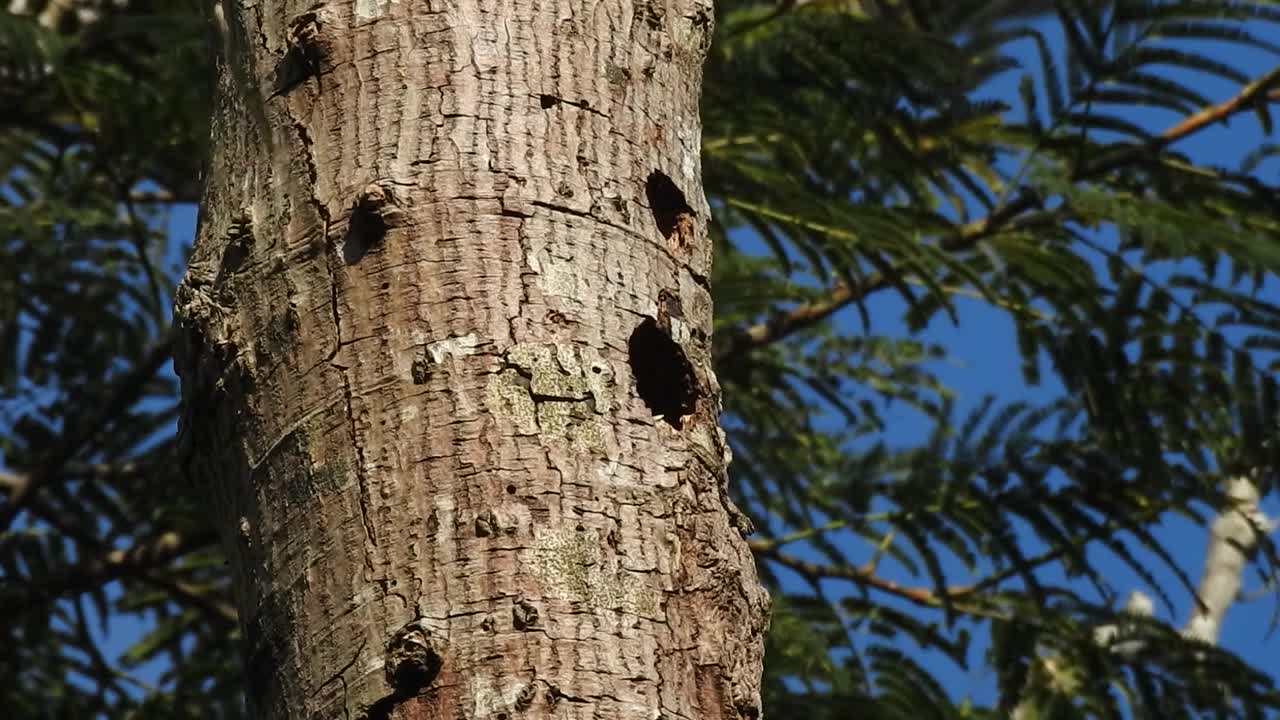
[271,44,320,99]
[644,171,694,244]
[388,652,440,692]
[539,94,559,109]
[506,484,516,495]
[343,203,386,265]
[219,242,249,275]
[628,318,697,429]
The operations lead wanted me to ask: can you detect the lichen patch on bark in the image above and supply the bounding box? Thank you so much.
[484,342,615,451]
[532,526,658,616]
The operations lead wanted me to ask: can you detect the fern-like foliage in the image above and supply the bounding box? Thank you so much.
[0,2,240,717]
[707,0,1280,717]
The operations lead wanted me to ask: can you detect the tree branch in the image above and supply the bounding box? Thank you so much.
[121,186,168,318]
[1011,478,1275,718]
[719,65,1280,359]
[0,527,220,616]
[3,461,157,491]
[1182,477,1275,644]
[139,571,239,626]
[750,541,943,608]
[0,328,174,531]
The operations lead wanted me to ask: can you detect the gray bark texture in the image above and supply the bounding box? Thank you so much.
[172,1,769,718]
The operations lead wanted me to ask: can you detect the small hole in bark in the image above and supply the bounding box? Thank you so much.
[506,484,516,495]
[628,318,697,429]
[539,94,559,109]
[381,281,390,290]
[512,598,539,630]
[220,244,249,275]
[411,356,430,385]
[218,217,254,276]
[270,14,324,99]
[344,206,386,265]
[344,185,391,265]
[475,509,498,537]
[645,171,695,255]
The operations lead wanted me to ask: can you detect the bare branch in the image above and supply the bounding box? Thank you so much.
[750,541,944,608]
[1183,478,1274,644]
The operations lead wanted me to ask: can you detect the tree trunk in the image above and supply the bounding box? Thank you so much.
[173,1,768,718]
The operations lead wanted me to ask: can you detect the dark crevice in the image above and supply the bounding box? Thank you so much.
[628,318,697,429]
[363,690,411,720]
[537,93,606,117]
[645,171,695,254]
[219,241,250,275]
[343,194,388,265]
[546,684,591,704]
[270,43,317,98]
[385,648,441,693]
[269,12,323,99]
[218,217,254,278]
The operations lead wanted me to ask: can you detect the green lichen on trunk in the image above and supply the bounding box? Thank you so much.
[532,527,659,616]
[484,342,614,451]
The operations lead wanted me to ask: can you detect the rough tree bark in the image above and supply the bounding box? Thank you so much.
[173,1,768,718]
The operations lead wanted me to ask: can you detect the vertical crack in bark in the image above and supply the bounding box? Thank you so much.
[511,216,530,345]
[344,373,379,554]
[286,96,379,567]
[328,261,378,561]
[321,636,367,720]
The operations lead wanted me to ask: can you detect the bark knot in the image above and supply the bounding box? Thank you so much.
[384,619,445,693]
[512,597,539,630]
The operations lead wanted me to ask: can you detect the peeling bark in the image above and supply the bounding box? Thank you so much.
[173,1,768,718]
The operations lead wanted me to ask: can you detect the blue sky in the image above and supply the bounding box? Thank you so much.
[737,17,1280,707]
[81,12,1280,712]
[831,22,1280,704]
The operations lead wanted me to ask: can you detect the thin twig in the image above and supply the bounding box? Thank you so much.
[121,184,168,318]
[751,542,941,606]
[720,65,1280,358]
[139,572,239,626]
[0,329,174,531]
[0,527,220,615]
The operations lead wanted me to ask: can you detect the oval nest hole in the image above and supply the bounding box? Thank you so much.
[644,171,696,255]
[628,318,697,429]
